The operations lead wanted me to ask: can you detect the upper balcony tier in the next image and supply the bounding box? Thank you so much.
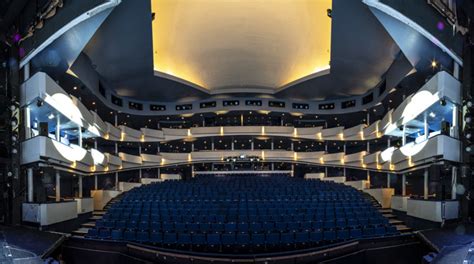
[21,71,461,145]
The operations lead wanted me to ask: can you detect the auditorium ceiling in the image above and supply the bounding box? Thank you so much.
[83,0,400,102]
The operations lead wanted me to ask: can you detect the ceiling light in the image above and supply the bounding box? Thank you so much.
[48,113,55,119]
[429,112,436,118]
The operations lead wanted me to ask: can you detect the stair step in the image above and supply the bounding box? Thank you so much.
[72,227,90,235]
[389,219,404,225]
[382,213,397,219]
[93,211,106,216]
[379,209,393,213]
[395,224,412,232]
[89,215,103,220]
[81,222,96,228]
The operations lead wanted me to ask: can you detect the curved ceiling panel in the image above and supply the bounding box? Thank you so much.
[151,0,332,92]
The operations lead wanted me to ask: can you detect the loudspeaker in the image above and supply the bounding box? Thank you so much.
[39,122,48,136]
[441,121,450,135]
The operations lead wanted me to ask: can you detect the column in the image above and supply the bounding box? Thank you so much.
[452,105,459,138]
[291,164,294,177]
[290,142,294,151]
[424,112,429,140]
[424,168,429,199]
[271,163,274,171]
[191,165,195,178]
[78,175,83,198]
[402,125,406,145]
[451,166,457,200]
[55,115,60,141]
[211,139,215,151]
[251,139,254,151]
[271,140,274,150]
[78,126,82,147]
[94,175,98,190]
[343,144,346,178]
[324,144,328,177]
[387,138,391,187]
[191,143,194,152]
[157,167,161,179]
[402,174,406,196]
[55,171,61,202]
[115,172,119,191]
[138,145,142,179]
[27,168,33,202]
[231,140,234,151]
[24,62,30,81]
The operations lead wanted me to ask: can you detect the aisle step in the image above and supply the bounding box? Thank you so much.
[89,215,102,220]
[93,211,106,216]
[81,222,96,228]
[389,219,404,225]
[72,227,89,236]
[382,213,397,219]
[378,209,393,213]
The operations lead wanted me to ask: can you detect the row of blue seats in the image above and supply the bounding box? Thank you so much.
[95,218,389,232]
[103,213,382,223]
[86,226,398,249]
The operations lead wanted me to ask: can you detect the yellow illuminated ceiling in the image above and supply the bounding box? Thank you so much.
[151,0,332,92]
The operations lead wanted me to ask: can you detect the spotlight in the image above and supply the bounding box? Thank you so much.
[327,9,332,18]
[431,60,437,68]
[465,112,473,123]
[466,144,474,153]
[48,113,55,120]
[439,99,446,106]
[36,99,44,107]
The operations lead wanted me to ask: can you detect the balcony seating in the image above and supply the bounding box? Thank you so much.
[86,174,399,253]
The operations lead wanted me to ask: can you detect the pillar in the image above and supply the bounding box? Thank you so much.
[27,168,33,202]
[290,142,294,151]
[55,171,61,202]
[115,172,119,191]
[424,168,429,200]
[343,144,346,178]
[452,166,457,200]
[271,163,274,171]
[231,140,234,151]
[138,145,142,179]
[291,164,294,177]
[271,140,274,150]
[424,112,429,140]
[402,125,406,145]
[24,62,30,81]
[157,167,161,179]
[78,126,82,147]
[251,139,254,151]
[452,105,459,139]
[402,174,406,196]
[387,174,391,188]
[78,175,83,198]
[94,175,98,190]
[55,115,60,141]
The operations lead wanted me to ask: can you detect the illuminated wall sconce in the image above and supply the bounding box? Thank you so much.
[319,157,324,164]
[362,163,367,168]
[119,165,123,170]
[359,131,364,140]
[376,164,382,170]
[71,161,77,168]
[140,134,145,142]
[188,153,192,162]
[91,165,96,172]
[408,156,414,167]
[261,150,265,160]
[293,152,298,161]
[187,129,192,137]
[339,133,344,140]
[293,128,298,137]
[120,132,125,141]
[104,133,110,140]
[389,164,395,170]
[340,158,345,164]
[220,126,224,136]
[104,166,110,172]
